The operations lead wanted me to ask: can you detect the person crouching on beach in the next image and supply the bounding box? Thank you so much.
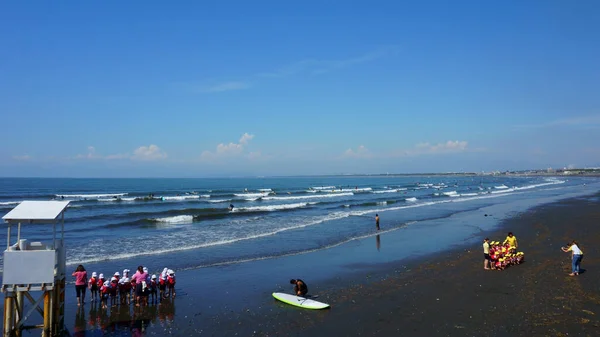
[483,238,492,270]
[290,279,308,297]
[561,240,584,276]
[494,258,503,270]
[516,252,524,264]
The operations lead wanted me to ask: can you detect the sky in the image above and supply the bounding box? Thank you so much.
[1,1,599,177]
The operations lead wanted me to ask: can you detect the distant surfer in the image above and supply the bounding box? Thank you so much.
[375,214,380,231]
[228,204,234,211]
[290,279,308,297]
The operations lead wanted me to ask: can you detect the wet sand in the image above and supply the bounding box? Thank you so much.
[259,192,600,336]
[55,191,600,336]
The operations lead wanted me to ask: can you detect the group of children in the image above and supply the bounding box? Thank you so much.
[486,240,525,270]
[86,267,177,309]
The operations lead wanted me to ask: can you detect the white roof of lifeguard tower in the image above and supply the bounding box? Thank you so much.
[2,200,70,224]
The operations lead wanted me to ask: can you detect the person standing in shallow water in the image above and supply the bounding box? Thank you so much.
[72,265,88,306]
[562,240,584,276]
[375,214,380,230]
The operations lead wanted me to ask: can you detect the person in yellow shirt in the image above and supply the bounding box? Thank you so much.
[504,232,518,251]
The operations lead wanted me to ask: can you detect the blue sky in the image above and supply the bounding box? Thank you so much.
[1,1,599,177]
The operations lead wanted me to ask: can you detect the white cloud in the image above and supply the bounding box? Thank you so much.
[201,133,256,161]
[189,46,399,94]
[239,133,254,145]
[131,145,167,161]
[247,151,262,160]
[12,155,32,161]
[73,145,167,161]
[259,46,399,78]
[343,145,372,158]
[415,140,468,153]
[75,146,101,159]
[197,81,250,93]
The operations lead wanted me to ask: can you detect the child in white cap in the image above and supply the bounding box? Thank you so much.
[119,277,131,305]
[109,277,118,307]
[149,275,158,303]
[166,269,176,298]
[100,281,110,309]
[88,272,99,302]
[159,268,168,300]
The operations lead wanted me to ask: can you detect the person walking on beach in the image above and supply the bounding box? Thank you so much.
[375,214,380,230]
[483,238,492,270]
[561,240,584,276]
[290,279,308,297]
[72,265,88,306]
[504,232,518,251]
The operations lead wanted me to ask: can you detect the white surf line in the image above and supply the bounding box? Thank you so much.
[178,221,419,271]
[65,181,578,266]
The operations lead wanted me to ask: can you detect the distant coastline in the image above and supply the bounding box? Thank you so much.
[1,168,599,179]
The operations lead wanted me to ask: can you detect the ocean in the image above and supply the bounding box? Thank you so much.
[0,175,596,279]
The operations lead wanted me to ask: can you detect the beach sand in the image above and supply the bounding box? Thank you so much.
[259,192,600,337]
[56,191,600,336]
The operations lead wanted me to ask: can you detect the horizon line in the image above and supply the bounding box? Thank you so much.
[0,168,597,180]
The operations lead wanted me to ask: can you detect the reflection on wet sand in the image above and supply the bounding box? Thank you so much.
[376,234,381,251]
[72,299,176,336]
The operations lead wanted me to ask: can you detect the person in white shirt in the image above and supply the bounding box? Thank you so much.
[561,240,584,276]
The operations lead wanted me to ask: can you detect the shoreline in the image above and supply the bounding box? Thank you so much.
[48,187,600,336]
[267,191,600,336]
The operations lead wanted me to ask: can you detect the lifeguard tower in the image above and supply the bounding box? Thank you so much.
[2,201,69,337]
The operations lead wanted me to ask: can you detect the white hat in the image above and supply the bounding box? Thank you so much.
[92,272,97,277]
[111,277,117,282]
[163,268,168,273]
[168,269,174,275]
[151,274,156,279]
[99,273,104,279]
[114,272,120,276]
[123,269,129,274]
[143,267,148,272]
[103,281,109,287]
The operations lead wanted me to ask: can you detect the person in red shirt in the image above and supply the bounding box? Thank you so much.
[149,275,159,303]
[72,265,88,306]
[166,270,176,298]
[100,281,110,309]
[109,277,119,307]
[88,272,99,302]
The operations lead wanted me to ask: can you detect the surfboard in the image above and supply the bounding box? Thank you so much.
[272,292,330,309]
